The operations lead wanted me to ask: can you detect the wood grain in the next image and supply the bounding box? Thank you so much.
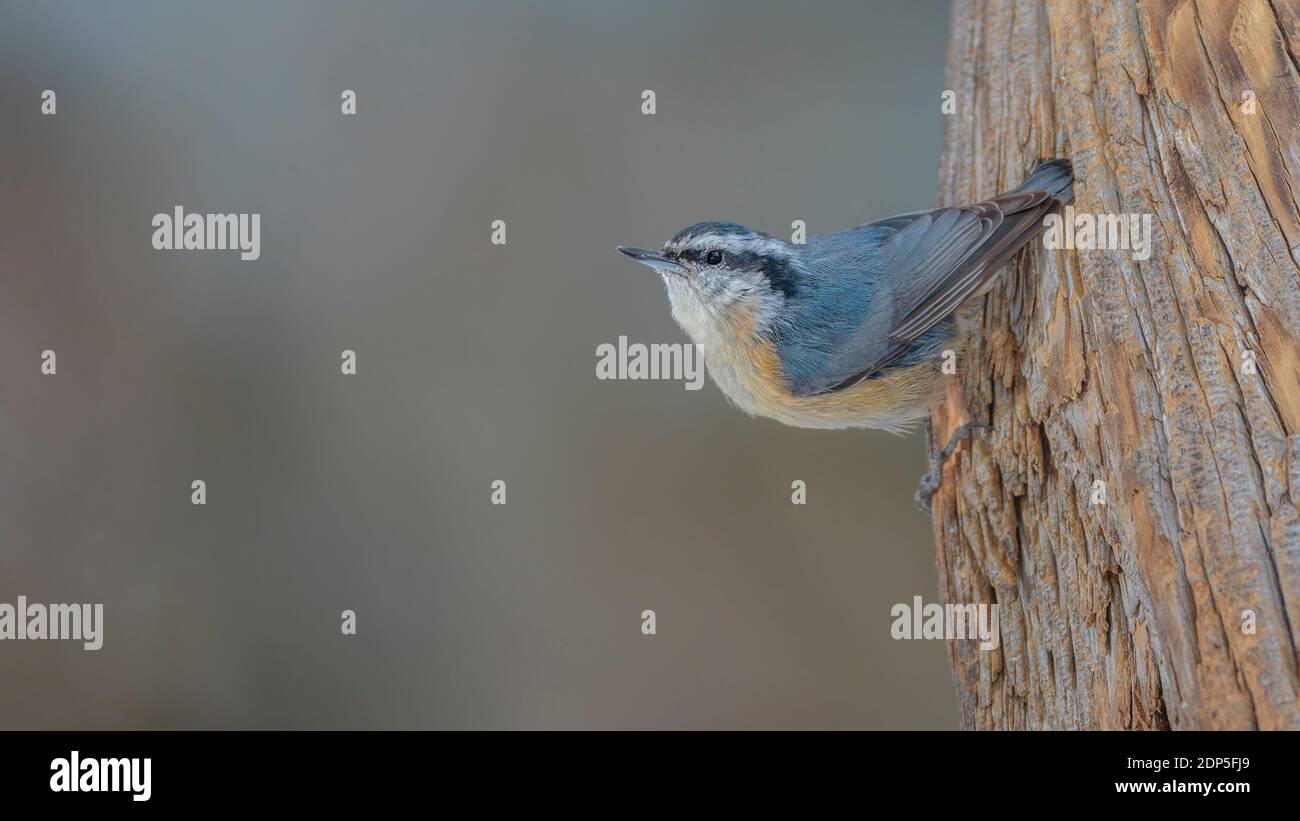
[931,0,1300,729]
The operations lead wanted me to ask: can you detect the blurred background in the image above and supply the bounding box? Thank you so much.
[0,0,955,728]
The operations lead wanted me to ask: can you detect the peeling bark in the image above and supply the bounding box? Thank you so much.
[931,0,1300,729]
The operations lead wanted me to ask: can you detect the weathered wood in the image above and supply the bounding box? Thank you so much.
[931,0,1300,729]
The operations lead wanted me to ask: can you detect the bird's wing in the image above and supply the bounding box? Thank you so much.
[883,191,1058,343]
[790,185,1064,397]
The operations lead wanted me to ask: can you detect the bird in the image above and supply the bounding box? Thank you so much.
[617,158,1074,507]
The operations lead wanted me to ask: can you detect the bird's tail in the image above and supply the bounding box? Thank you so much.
[1016,158,1074,206]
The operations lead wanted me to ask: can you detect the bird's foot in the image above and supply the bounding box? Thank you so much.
[915,419,987,512]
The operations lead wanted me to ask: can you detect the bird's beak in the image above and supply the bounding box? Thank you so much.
[617,246,686,275]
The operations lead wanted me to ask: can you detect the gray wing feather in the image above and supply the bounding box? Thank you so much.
[887,190,1054,343]
[795,179,1067,396]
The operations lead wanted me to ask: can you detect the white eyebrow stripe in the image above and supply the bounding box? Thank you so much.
[667,234,791,259]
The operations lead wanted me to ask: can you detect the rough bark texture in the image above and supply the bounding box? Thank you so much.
[931,0,1300,729]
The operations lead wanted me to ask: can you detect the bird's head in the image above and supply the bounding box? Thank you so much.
[617,221,799,342]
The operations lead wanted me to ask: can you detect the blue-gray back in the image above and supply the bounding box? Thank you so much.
[771,158,1074,397]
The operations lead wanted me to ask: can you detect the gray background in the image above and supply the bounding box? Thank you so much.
[0,0,956,728]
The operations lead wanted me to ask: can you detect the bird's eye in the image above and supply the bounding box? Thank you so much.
[705,250,724,266]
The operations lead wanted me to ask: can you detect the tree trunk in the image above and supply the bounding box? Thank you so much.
[930,0,1300,729]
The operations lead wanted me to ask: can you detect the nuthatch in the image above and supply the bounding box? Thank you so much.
[618,159,1074,507]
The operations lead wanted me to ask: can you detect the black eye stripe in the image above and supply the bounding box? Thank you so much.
[673,248,722,264]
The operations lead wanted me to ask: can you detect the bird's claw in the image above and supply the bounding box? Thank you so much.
[915,420,987,512]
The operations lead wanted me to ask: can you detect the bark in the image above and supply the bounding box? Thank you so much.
[930,0,1300,729]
